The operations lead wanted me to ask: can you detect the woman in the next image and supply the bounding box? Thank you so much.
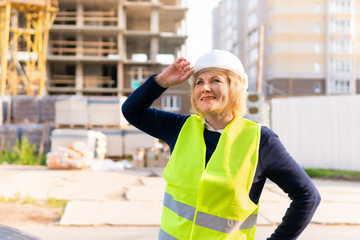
[122,49,321,240]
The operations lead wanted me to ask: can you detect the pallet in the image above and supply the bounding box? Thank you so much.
[105,156,126,161]
[13,120,39,125]
[55,124,89,129]
[11,121,55,125]
[55,124,124,129]
[88,124,122,129]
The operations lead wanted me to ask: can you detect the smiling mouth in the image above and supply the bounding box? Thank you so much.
[201,97,216,101]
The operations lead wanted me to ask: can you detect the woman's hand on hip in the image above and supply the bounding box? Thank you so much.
[155,57,194,88]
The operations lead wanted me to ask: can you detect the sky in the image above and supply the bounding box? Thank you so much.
[185,0,221,63]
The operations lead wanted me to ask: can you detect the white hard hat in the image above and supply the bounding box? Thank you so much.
[188,49,248,87]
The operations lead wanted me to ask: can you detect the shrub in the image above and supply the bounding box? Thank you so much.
[0,137,46,166]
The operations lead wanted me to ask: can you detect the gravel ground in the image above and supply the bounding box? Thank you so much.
[0,202,62,228]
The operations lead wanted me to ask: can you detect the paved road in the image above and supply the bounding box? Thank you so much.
[18,225,360,240]
[1,165,360,239]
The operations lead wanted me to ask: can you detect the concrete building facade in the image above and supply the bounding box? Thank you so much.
[47,0,190,113]
[213,0,360,98]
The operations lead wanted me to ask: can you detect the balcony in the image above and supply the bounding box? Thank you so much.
[53,11,118,27]
[49,39,118,60]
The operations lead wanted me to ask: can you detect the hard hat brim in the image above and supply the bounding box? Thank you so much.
[187,66,248,87]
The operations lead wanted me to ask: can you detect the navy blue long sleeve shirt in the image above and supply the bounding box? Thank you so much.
[122,75,321,240]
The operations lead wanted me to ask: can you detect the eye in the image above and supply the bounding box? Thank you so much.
[195,80,203,85]
[212,78,223,83]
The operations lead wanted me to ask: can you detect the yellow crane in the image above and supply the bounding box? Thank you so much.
[0,0,58,96]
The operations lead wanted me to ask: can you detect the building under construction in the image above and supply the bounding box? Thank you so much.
[0,0,189,159]
[0,0,189,112]
[0,0,58,96]
[47,0,189,113]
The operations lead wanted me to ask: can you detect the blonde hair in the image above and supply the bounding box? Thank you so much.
[190,68,248,117]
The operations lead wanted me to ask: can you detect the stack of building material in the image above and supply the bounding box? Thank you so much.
[0,95,55,155]
[51,129,107,160]
[11,95,40,123]
[132,148,145,168]
[88,96,128,127]
[55,96,88,126]
[0,97,2,125]
[93,128,123,157]
[38,125,55,154]
[131,146,170,168]
[0,124,18,150]
[19,124,43,152]
[1,96,11,123]
[94,131,107,159]
[145,147,158,167]
[40,96,56,123]
[158,146,170,167]
[20,124,54,154]
[122,125,159,156]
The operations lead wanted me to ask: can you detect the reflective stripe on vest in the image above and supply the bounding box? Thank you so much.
[159,228,179,240]
[195,211,258,233]
[163,192,258,234]
[160,115,261,240]
[164,192,195,221]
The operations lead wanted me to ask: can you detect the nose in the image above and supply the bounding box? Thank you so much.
[202,83,211,93]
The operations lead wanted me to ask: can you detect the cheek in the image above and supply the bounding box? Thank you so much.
[222,88,231,102]
[217,86,229,97]
[193,88,201,99]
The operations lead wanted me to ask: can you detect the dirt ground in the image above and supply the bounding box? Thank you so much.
[0,202,62,227]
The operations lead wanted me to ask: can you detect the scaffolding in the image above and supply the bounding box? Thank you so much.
[0,0,58,96]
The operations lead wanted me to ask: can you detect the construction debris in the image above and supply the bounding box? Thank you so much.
[50,129,107,160]
[46,141,92,169]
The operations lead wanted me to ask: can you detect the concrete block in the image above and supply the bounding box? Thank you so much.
[55,96,88,125]
[88,96,128,127]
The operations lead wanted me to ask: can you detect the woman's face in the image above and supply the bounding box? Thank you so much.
[193,70,232,117]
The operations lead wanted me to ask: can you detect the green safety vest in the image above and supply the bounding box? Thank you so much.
[159,115,261,240]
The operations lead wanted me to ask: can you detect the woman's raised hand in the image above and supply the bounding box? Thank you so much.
[155,57,194,88]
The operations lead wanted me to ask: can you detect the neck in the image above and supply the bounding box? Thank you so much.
[204,112,235,131]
